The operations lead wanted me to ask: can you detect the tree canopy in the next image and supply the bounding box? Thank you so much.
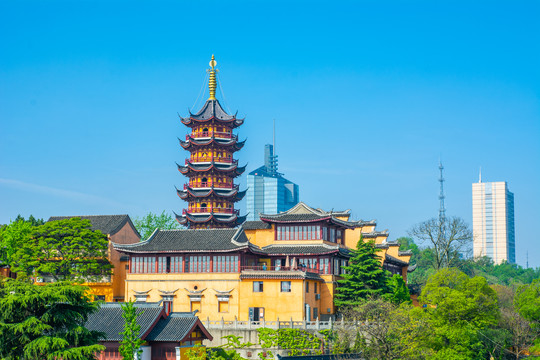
[133,211,181,240]
[0,279,104,360]
[335,236,390,307]
[10,217,112,282]
[119,301,144,360]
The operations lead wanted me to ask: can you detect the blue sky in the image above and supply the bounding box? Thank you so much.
[1,1,539,266]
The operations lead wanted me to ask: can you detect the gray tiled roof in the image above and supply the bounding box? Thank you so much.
[242,221,272,230]
[240,270,323,281]
[85,303,164,341]
[48,215,139,237]
[385,254,409,266]
[261,244,351,256]
[114,228,249,254]
[146,313,200,342]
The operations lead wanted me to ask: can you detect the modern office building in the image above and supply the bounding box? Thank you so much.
[472,180,515,264]
[246,144,299,220]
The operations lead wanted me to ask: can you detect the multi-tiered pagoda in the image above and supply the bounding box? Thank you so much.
[176,56,247,229]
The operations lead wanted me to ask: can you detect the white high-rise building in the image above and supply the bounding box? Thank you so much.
[472,179,515,264]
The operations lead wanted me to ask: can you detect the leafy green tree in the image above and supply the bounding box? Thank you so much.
[134,211,182,240]
[0,219,33,267]
[119,301,144,360]
[0,279,104,360]
[419,268,499,359]
[335,236,390,307]
[11,217,112,282]
[386,274,411,304]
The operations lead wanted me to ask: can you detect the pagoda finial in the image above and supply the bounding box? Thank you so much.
[208,55,217,100]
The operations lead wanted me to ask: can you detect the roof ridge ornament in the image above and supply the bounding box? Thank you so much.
[208,55,218,100]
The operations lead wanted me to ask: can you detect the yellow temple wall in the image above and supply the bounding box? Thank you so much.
[244,226,275,248]
[126,273,242,321]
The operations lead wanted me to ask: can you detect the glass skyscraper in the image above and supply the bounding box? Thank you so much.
[246,144,299,220]
[472,180,515,264]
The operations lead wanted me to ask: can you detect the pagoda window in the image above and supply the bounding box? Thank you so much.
[171,256,183,273]
[322,227,328,241]
[187,255,210,273]
[336,230,343,244]
[330,228,336,243]
[333,258,341,275]
[213,255,239,273]
[320,258,330,274]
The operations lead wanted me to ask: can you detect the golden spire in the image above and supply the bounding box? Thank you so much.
[208,54,217,100]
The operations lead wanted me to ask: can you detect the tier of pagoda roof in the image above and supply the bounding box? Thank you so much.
[177,162,246,177]
[180,100,244,128]
[176,212,247,228]
[179,136,246,152]
[176,186,246,201]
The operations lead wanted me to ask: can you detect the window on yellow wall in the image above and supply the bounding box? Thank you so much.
[281,281,291,292]
[191,301,201,312]
[219,301,229,313]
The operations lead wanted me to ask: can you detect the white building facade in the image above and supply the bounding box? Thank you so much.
[472,181,515,264]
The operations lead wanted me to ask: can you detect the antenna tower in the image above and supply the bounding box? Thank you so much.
[438,160,446,225]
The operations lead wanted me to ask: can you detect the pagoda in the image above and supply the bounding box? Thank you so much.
[176,56,247,229]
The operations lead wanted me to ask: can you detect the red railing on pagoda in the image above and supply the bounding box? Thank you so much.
[188,131,235,140]
[186,157,238,164]
[184,208,240,215]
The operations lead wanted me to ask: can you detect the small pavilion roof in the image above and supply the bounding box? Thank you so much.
[85,302,164,341]
[114,228,249,254]
[259,202,355,228]
[146,312,213,342]
[48,214,140,238]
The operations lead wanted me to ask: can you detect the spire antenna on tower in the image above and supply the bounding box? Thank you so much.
[439,160,446,225]
[207,55,218,100]
[479,166,482,183]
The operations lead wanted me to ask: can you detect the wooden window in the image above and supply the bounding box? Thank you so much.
[305,282,309,293]
[314,282,318,293]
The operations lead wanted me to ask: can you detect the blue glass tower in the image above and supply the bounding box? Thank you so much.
[246,144,299,220]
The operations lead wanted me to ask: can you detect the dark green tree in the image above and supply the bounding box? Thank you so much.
[335,236,390,307]
[13,214,45,226]
[119,301,144,360]
[133,211,181,240]
[11,217,112,282]
[0,279,104,359]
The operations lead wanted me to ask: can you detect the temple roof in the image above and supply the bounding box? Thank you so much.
[85,302,164,341]
[242,221,272,230]
[179,137,246,152]
[240,270,323,281]
[177,187,246,201]
[180,100,244,128]
[48,214,140,238]
[146,313,213,342]
[261,243,351,257]
[259,202,355,228]
[177,162,246,177]
[384,253,409,266]
[114,228,249,254]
